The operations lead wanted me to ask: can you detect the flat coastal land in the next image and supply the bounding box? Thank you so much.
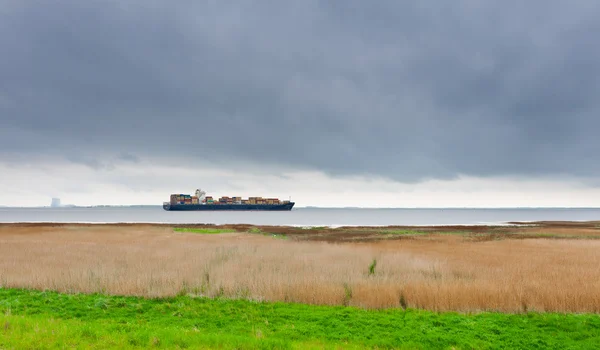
[1,221,600,348]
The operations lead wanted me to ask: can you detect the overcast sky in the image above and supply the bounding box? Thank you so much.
[1,1,600,207]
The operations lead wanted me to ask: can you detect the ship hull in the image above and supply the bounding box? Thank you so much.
[163,202,294,211]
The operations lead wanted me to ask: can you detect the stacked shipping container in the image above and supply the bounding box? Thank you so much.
[170,194,194,205]
[170,193,287,205]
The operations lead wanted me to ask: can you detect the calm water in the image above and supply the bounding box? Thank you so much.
[1,207,599,226]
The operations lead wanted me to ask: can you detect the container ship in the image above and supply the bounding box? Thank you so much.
[163,189,295,211]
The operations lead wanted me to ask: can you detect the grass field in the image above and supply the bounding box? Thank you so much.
[1,288,599,349]
[2,222,600,348]
[173,227,236,234]
[1,223,600,312]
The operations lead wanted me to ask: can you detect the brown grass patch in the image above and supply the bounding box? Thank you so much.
[1,223,600,313]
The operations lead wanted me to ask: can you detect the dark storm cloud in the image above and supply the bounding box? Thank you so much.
[1,0,600,182]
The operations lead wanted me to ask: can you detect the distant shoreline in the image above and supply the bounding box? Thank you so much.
[1,220,598,230]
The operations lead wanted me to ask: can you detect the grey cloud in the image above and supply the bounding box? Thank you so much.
[1,1,600,182]
[65,154,115,171]
[117,153,140,163]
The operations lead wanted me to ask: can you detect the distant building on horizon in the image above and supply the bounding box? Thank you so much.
[51,198,61,207]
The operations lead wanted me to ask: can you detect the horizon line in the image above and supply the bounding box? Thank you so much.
[2,205,600,210]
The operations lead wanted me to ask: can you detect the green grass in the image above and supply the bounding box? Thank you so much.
[1,289,599,349]
[490,231,600,240]
[173,228,236,234]
[525,233,600,240]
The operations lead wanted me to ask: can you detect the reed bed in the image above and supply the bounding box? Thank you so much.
[1,224,599,313]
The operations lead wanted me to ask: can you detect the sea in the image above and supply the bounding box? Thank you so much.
[1,207,599,227]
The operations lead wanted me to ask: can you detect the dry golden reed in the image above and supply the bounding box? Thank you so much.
[1,224,599,313]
